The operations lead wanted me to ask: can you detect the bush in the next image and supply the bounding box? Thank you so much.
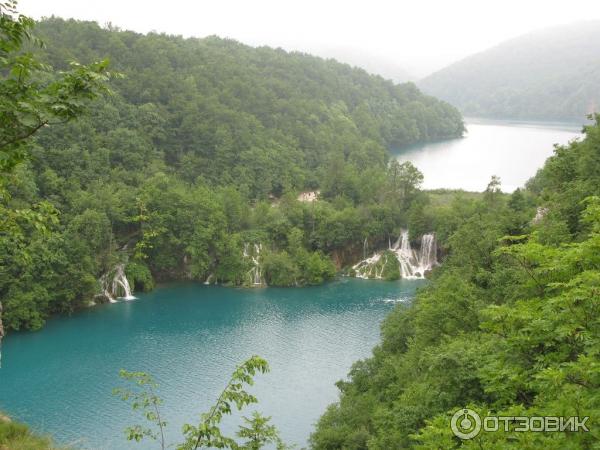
[0,417,56,450]
[263,251,299,286]
[125,262,155,292]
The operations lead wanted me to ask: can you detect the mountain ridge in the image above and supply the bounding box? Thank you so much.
[419,20,600,121]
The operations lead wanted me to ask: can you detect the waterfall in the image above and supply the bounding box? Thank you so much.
[352,231,438,280]
[418,234,437,273]
[99,263,136,302]
[244,243,264,286]
[112,264,135,300]
[352,253,384,279]
[532,206,549,224]
[391,230,437,279]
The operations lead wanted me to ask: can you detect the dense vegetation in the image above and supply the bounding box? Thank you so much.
[4,4,600,449]
[0,414,57,450]
[311,117,600,448]
[0,0,111,341]
[0,13,463,332]
[420,21,600,121]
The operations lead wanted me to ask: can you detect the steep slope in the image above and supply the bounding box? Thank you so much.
[420,21,600,121]
[34,18,463,198]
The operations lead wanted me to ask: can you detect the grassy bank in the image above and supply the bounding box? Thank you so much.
[0,415,57,450]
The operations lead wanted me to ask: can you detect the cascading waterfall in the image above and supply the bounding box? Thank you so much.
[112,264,135,300]
[418,233,437,273]
[352,230,438,280]
[394,229,418,278]
[352,253,384,279]
[99,263,136,302]
[243,243,264,286]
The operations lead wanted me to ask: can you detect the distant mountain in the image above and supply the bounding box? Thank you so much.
[419,21,600,121]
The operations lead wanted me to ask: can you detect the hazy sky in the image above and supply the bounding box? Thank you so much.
[19,0,600,79]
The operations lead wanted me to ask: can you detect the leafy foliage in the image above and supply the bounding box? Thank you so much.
[113,370,167,448]
[0,1,113,171]
[0,10,463,331]
[0,1,111,337]
[114,356,288,450]
[311,118,600,449]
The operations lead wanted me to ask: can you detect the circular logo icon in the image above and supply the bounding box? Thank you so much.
[451,408,481,439]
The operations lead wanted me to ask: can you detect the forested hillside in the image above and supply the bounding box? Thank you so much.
[36,17,463,196]
[1,17,463,332]
[311,117,600,448]
[420,21,600,121]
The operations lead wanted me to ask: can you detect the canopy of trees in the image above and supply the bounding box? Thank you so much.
[35,17,464,197]
[1,14,464,332]
[311,117,600,449]
[0,1,111,337]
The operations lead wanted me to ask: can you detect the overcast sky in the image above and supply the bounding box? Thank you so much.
[19,0,600,79]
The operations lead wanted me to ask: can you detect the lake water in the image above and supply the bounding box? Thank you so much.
[395,118,583,192]
[0,279,423,449]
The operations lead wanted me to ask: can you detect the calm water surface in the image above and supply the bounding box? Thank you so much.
[395,118,582,192]
[0,279,423,449]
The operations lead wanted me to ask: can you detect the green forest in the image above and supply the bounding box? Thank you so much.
[1,15,463,332]
[311,119,600,448]
[2,2,599,449]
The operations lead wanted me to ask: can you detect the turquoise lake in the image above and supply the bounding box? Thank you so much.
[0,279,423,449]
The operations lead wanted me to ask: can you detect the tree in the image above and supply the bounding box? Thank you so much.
[113,370,167,448]
[236,412,288,450]
[312,125,600,448]
[114,356,289,449]
[0,1,114,172]
[484,175,502,204]
[0,8,465,334]
[0,0,112,345]
[387,160,424,201]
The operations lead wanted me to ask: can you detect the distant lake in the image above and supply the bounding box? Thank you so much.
[0,279,423,449]
[394,118,583,192]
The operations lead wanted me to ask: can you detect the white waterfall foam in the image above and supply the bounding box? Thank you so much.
[113,264,135,300]
[99,263,136,302]
[352,253,384,279]
[244,243,264,286]
[418,233,437,273]
[353,230,438,280]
